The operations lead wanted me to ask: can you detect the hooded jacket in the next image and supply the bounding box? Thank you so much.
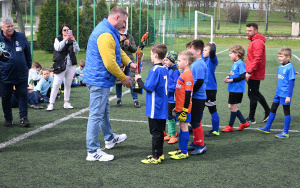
[0,30,32,84]
[246,33,266,80]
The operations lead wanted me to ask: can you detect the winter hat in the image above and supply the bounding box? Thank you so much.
[166,51,178,64]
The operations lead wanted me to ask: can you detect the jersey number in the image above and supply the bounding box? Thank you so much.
[164,75,168,95]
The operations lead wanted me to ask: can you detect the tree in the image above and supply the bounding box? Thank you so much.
[79,0,94,49]
[37,0,73,52]
[272,0,300,21]
[12,0,25,34]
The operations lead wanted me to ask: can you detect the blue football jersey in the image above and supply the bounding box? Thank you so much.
[191,59,207,99]
[228,59,245,93]
[144,64,168,119]
[276,63,296,98]
[202,54,218,90]
[34,76,54,96]
[168,64,180,102]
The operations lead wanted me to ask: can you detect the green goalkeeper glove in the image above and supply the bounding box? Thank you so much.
[177,108,188,122]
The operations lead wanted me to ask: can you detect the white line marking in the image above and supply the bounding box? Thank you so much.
[72,117,300,133]
[292,54,300,62]
[0,89,131,150]
[216,48,230,55]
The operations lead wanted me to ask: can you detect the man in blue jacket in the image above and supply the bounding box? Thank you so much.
[0,17,32,127]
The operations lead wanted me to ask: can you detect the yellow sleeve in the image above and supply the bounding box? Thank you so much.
[97,33,126,81]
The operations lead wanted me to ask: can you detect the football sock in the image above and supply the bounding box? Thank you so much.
[180,131,189,154]
[211,112,220,132]
[168,119,176,137]
[283,115,291,134]
[178,130,182,151]
[229,111,237,127]
[236,110,246,124]
[193,124,205,146]
[266,112,276,129]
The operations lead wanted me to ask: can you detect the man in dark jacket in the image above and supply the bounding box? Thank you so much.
[0,17,32,127]
[245,23,270,124]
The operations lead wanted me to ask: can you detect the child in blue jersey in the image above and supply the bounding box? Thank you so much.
[222,45,249,132]
[135,43,169,164]
[168,50,194,160]
[257,47,296,138]
[202,43,220,137]
[75,60,86,86]
[34,68,54,104]
[186,39,207,155]
[163,51,181,144]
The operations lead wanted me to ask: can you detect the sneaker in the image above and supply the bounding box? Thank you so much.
[164,135,171,141]
[141,156,161,164]
[246,117,256,124]
[105,133,127,149]
[64,102,73,109]
[29,104,35,108]
[20,117,30,127]
[4,120,13,127]
[257,126,271,134]
[33,104,40,109]
[222,125,234,132]
[191,145,207,155]
[205,130,220,137]
[37,104,44,109]
[263,114,269,122]
[187,142,197,151]
[47,104,54,111]
[116,99,122,106]
[168,150,181,156]
[168,136,178,144]
[236,121,250,131]
[275,132,289,138]
[170,152,189,160]
[146,154,165,162]
[86,148,114,161]
[134,100,141,108]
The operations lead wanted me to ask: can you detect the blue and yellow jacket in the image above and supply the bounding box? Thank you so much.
[84,18,131,87]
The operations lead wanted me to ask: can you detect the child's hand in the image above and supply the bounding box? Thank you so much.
[285,97,291,103]
[224,76,230,83]
[135,74,142,81]
[177,108,188,122]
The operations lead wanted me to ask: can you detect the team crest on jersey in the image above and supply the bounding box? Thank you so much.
[278,74,284,80]
[230,71,235,75]
[16,41,19,46]
[176,84,181,90]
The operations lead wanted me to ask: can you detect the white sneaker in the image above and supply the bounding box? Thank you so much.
[105,133,127,149]
[86,148,114,162]
[64,102,73,109]
[47,104,53,111]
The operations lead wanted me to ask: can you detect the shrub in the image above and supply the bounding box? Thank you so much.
[225,4,249,24]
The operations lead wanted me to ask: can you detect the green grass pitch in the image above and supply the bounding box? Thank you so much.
[0,46,300,187]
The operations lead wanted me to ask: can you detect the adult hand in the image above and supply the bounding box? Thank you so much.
[124,40,129,46]
[135,74,142,81]
[130,63,137,71]
[120,35,126,41]
[245,73,251,81]
[70,35,76,42]
[122,76,132,88]
[64,35,70,41]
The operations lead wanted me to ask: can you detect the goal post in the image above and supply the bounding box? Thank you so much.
[194,11,214,43]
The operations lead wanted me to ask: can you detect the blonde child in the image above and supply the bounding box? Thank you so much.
[34,68,54,103]
[257,47,296,138]
[168,50,194,160]
[222,45,249,132]
[75,60,86,86]
[28,62,42,86]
